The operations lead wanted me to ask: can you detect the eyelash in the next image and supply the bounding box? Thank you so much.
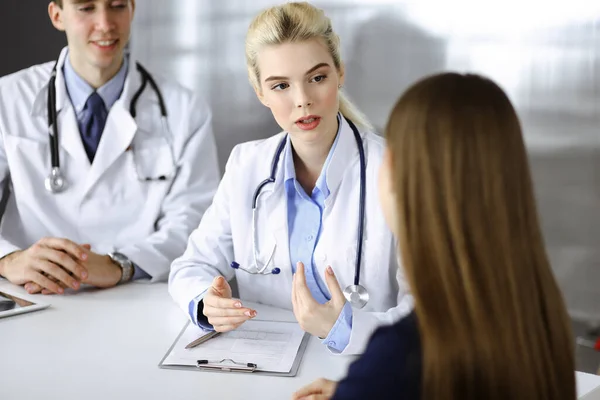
[270,74,328,91]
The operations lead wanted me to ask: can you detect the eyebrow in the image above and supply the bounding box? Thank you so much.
[264,62,331,83]
[69,0,126,4]
[69,0,95,4]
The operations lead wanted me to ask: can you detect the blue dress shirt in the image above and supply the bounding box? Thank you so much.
[189,114,353,353]
[283,113,353,353]
[63,52,127,132]
[62,52,149,280]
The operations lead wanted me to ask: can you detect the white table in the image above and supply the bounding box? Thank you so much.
[1,282,599,400]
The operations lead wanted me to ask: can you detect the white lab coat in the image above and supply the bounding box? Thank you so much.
[0,47,220,282]
[169,117,412,355]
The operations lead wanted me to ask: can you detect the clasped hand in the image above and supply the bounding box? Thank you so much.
[0,238,122,295]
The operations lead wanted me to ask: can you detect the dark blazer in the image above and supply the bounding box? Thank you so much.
[332,311,422,400]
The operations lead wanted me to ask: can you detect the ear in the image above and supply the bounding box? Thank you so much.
[130,0,136,16]
[338,63,345,88]
[253,84,270,108]
[48,2,65,32]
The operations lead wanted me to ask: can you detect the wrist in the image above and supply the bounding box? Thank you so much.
[0,251,20,278]
[107,255,123,285]
[319,311,340,338]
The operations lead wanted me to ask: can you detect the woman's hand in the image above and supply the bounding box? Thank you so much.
[292,378,338,400]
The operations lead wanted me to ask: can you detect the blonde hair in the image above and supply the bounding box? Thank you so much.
[245,2,372,132]
[386,72,576,399]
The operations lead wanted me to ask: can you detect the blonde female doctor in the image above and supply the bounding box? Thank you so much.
[169,2,410,355]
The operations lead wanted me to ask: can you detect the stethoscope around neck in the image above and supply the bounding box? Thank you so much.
[230,117,369,309]
[44,59,169,193]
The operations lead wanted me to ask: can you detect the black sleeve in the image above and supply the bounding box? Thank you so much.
[331,315,421,400]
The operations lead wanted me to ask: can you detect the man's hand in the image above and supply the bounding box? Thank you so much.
[0,237,88,294]
[292,378,338,400]
[202,276,256,332]
[291,263,346,338]
[25,246,122,294]
[79,249,122,288]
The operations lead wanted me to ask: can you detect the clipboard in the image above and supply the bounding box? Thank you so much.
[158,321,310,377]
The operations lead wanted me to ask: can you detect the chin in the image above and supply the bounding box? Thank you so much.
[94,57,120,69]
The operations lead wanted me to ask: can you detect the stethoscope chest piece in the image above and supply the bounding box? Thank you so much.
[45,167,67,193]
[343,284,369,309]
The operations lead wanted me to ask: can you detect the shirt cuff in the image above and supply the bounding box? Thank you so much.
[0,243,21,262]
[187,290,214,330]
[132,263,151,281]
[322,301,353,353]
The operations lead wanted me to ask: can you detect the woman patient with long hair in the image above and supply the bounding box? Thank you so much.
[294,72,576,400]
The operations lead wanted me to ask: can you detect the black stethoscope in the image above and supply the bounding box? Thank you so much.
[45,60,171,193]
[229,117,369,309]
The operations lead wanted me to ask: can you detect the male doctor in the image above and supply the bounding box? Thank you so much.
[0,0,219,294]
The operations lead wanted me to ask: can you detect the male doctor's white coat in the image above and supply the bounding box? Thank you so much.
[0,47,220,281]
[169,117,412,355]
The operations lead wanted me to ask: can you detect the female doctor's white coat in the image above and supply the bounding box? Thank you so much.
[0,47,220,281]
[169,117,412,355]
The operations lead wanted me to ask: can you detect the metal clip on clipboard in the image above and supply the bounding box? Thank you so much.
[196,359,258,373]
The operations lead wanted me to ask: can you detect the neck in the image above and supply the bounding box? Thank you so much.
[68,53,124,89]
[291,131,337,194]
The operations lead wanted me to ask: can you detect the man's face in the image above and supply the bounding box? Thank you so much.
[48,0,135,78]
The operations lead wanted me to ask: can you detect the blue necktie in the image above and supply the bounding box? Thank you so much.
[81,92,107,162]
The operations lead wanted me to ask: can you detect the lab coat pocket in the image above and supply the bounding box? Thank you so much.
[131,139,176,182]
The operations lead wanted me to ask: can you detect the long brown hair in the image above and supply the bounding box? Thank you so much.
[385,73,576,399]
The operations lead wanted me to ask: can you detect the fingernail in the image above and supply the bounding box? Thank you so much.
[327,266,333,275]
[252,311,257,317]
[244,310,252,317]
[24,284,30,291]
[80,253,87,260]
[73,281,80,289]
[81,271,88,279]
[58,287,64,294]
[235,302,242,308]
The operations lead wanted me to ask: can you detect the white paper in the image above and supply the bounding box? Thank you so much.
[163,307,306,373]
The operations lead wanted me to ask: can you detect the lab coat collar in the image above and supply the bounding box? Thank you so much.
[260,116,363,206]
[283,113,343,200]
[31,47,70,118]
[324,115,363,207]
[31,47,139,124]
[30,47,90,167]
[260,115,364,239]
[30,46,140,195]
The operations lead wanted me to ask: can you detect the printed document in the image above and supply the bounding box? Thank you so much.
[162,303,306,373]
